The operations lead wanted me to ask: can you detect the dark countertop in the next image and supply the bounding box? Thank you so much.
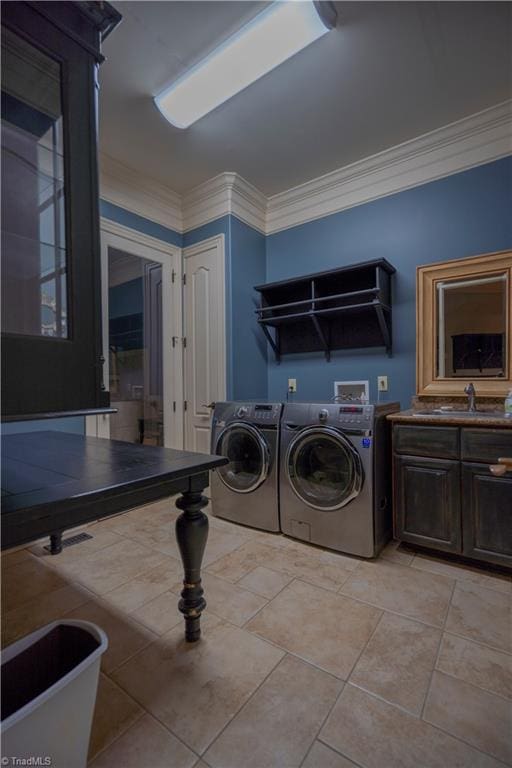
[387,409,512,428]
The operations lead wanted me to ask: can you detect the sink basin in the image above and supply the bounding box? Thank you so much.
[414,409,506,418]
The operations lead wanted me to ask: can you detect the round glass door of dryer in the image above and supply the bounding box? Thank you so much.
[286,427,363,510]
[215,422,270,493]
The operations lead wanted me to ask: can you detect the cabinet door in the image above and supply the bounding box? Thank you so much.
[462,462,512,568]
[1,3,106,417]
[394,454,461,552]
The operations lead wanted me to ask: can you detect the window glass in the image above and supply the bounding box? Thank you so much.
[1,27,68,337]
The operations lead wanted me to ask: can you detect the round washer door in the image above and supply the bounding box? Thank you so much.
[215,422,270,494]
[286,426,363,510]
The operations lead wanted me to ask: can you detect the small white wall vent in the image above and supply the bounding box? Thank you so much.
[334,380,369,403]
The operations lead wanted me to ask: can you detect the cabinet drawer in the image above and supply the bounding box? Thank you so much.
[461,428,512,463]
[393,425,459,459]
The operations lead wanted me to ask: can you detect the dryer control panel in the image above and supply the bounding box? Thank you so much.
[252,403,282,424]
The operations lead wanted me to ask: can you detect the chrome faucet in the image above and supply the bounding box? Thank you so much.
[464,382,476,412]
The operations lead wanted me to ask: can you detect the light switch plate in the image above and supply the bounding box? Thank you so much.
[288,378,297,393]
[378,375,388,392]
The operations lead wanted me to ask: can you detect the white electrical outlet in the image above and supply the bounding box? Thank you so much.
[288,378,297,393]
[377,376,388,392]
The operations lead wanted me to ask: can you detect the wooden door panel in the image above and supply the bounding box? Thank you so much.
[394,454,461,552]
[184,236,226,452]
[462,462,512,567]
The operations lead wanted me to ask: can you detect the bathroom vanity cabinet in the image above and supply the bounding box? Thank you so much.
[392,423,512,568]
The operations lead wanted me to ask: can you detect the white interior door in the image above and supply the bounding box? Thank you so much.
[86,219,183,448]
[183,234,226,453]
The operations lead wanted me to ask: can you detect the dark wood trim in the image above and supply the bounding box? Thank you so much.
[2,408,118,423]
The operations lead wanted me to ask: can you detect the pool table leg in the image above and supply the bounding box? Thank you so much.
[175,487,209,642]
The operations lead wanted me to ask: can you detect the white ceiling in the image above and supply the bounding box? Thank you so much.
[99,1,512,196]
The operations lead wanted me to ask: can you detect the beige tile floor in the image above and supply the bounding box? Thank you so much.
[2,499,512,768]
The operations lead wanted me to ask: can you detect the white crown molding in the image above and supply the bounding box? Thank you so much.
[99,153,183,233]
[230,174,267,234]
[182,172,266,233]
[265,100,512,234]
[100,101,511,238]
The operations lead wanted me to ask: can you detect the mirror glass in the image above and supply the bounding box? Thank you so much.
[436,273,507,378]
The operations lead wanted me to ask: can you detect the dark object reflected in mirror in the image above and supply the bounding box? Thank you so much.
[452,333,504,376]
[436,273,507,379]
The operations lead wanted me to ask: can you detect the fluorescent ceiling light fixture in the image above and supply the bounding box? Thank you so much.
[155,1,336,129]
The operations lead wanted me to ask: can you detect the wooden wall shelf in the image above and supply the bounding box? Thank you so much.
[254,259,395,362]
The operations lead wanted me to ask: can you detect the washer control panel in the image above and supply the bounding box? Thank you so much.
[231,402,282,425]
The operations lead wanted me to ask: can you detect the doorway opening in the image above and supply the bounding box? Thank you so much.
[108,247,163,445]
[86,220,182,448]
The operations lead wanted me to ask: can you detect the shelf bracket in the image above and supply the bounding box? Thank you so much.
[374,302,392,357]
[260,323,281,363]
[311,314,331,362]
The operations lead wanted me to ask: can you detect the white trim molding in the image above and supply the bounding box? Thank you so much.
[265,100,512,234]
[100,100,511,237]
[100,153,183,233]
[182,172,267,233]
[99,216,180,257]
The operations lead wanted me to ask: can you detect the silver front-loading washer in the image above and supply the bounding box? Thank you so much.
[279,401,399,557]
[210,401,282,532]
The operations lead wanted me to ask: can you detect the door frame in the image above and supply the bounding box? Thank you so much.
[86,218,183,448]
[183,233,227,450]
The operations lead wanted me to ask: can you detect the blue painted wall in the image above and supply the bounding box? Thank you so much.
[182,217,229,249]
[109,277,143,318]
[100,200,182,247]
[265,157,512,407]
[230,217,267,399]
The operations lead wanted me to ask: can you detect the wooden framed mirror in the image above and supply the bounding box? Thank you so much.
[417,251,512,397]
